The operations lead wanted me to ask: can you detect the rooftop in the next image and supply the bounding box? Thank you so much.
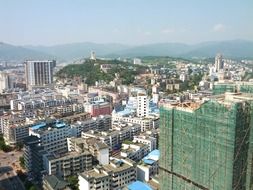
[30,120,67,132]
[43,175,69,190]
[127,181,153,190]
[103,158,134,173]
[45,150,91,161]
[142,149,160,165]
[80,166,109,179]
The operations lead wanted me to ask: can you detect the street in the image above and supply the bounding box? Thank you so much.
[0,150,25,190]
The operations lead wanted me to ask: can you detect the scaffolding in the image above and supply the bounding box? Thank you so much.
[213,82,253,95]
[159,97,253,190]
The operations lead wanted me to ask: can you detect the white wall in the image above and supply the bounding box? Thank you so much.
[137,165,149,182]
[78,175,90,190]
[98,148,109,165]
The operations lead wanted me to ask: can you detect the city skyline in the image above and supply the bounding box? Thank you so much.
[0,0,253,46]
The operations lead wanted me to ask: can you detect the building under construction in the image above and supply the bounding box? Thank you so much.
[213,81,253,95]
[159,92,253,190]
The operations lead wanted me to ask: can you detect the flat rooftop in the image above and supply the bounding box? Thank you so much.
[30,120,67,132]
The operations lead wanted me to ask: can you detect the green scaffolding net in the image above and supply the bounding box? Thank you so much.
[159,100,253,190]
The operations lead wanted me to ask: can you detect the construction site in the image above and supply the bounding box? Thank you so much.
[213,81,253,95]
[159,92,253,190]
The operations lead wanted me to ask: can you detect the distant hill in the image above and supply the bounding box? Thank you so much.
[110,40,253,59]
[0,42,53,61]
[108,43,191,57]
[181,40,253,58]
[1,40,253,61]
[25,42,130,61]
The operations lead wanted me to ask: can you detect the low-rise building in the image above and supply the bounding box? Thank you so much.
[70,115,111,137]
[82,123,141,150]
[43,175,70,190]
[84,101,112,117]
[79,158,136,190]
[1,114,29,146]
[79,166,111,190]
[67,137,109,165]
[43,150,93,180]
[133,134,157,151]
[136,150,160,182]
[112,114,159,132]
[120,142,150,162]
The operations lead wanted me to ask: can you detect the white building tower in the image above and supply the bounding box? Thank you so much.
[0,72,10,93]
[90,51,96,60]
[215,53,224,72]
[137,93,149,117]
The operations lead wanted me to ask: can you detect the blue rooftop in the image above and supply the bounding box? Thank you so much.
[116,109,134,116]
[31,122,46,130]
[31,121,66,130]
[149,149,160,157]
[143,158,156,165]
[55,123,66,128]
[128,181,153,190]
[142,149,160,165]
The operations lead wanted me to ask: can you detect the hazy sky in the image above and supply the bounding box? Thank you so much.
[0,0,253,46]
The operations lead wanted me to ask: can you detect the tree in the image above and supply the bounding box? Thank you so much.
[29,186,37,190]
[67,175,79,190]
[0,135,12,152]
[19,156,25,169]
[16,142,24,151]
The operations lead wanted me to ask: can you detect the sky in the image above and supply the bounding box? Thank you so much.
[0,0,253,46]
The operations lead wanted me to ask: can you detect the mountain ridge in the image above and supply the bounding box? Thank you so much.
[1,39,253,61]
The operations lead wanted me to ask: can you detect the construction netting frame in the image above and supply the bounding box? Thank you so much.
[159,100,253,190]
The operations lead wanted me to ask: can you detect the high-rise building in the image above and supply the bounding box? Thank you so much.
[29,120,71,154]
[159,93,253,190]
[215,53,224,72]
[23,136,46,182]
[25,60,56,90]
[90,51,96,60]
[137,93,149,117]
[0,72,10,93]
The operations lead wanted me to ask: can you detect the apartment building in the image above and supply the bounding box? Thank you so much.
[43,150,93,180]
[1,114,29,146]
[120,143,150,162]
[79,158,136,190]
[133,134,157,151]
[71,115,111,137]
[112,114,159,132]
[82,123,141,150]
[67,137,109,165]
[29,120,71,154]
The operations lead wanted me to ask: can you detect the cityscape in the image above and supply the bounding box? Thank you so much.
[0,1,253,190]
